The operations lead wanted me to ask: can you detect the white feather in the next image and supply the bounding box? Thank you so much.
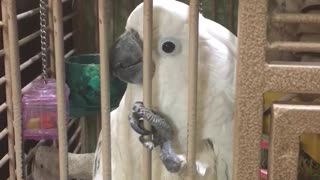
[93,0,237,179]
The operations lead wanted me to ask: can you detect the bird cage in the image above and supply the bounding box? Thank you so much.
[234,0,320,180]
[0,0,320,180]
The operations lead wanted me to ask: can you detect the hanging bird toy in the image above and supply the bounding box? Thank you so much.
[22,0,70,140]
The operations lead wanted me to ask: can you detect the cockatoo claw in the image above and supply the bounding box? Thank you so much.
[130,101,186,174]
[139,135,156,150]
[128,113,152,135]
[160,153,187,173]
[129,101,173,148]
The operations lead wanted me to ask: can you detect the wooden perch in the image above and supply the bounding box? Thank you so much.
[30,146,94,180]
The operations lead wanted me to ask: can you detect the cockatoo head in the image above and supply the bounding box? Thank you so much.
[110,0,194,85]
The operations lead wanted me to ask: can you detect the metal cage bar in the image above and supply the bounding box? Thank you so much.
[68,118,77,129]
[142,0,153,179]
[0,15,73,57]
[2,0,16,179]
[19,53,42,71]
[65,48,76,58]
[73,142,82,153]
[272,13,320,24]
[98,0,112,179]
[7,0,24,179]
[24,117,78,165]
[211,0,216,20]
[226,0,234,30]
[0,0,71,29]
[63,13,76,22]
[52,0,69,179]
[268,41,320,53]
[17,7,40,21]
[0,7,39,28]
[0,103,7,113]
[0,154,10,169]
[0,30,42,57]
[0,77,5,86]
[68,126,81,146]
[187,0,200,179]
[0,128,9,141]
[48,0,56,77]
[63,31,74,41]
[0,75,43,114]
[25,140,46,163]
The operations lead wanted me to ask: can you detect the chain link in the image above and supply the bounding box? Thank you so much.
[40,0,48,83]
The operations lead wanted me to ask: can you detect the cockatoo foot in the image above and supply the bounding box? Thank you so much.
[160,152,186,173]
[128,101,173,149]
[129,101,186,173]
[138,135,158,150]
[128,110,152,136]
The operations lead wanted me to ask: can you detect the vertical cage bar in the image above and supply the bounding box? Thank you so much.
[211,0,216,20]
[128,0,136,13]
[187,0,199,179]
[98,0,112,179]
[109,0,115,43]
[7,0,24,179]
[48,0,56,78]
[2,0,16,179]
[94,0,99,52]
[142,0,153,179]
[52,0,69,179]
[226,0,233,30]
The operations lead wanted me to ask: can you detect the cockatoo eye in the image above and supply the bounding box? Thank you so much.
[162,41,175,53]
[158,37,181,56]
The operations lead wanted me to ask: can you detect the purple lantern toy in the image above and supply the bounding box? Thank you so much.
[21,0,70,141]
[22,78,70,140]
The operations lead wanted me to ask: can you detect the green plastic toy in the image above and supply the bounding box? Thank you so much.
[65,54,126,118]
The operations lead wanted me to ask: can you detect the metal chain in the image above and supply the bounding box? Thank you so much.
[40,0,48,83]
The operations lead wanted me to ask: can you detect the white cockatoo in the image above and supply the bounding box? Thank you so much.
[93,0,237,179]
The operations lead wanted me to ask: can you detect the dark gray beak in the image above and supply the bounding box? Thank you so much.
[110,29,143,84]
